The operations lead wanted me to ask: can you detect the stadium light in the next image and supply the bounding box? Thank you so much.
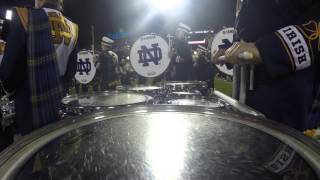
[147,0,184,12]
[5,10,12,20]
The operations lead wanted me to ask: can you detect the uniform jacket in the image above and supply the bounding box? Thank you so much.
[237,0,320,130]
[99,50,120,90]
[170,38,195,81]
[0,4,78,134]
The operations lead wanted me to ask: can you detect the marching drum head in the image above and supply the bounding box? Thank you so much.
[162,81,207,87]
[116,85,162,92]
[0,106,319,180]
[160,81,208,93]
[116,85,165,104]
[171,91,202,98]
[168,98,225,108]
[60,92,153,117]
[130,34,170,78]
[211,28,236,76]
[74,50,96,84]
[62,91,152,107]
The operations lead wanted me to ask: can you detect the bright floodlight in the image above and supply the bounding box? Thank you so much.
[5,10,12,20]
[148,0,184,11]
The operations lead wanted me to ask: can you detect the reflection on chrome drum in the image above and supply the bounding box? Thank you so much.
[0,106,319,180]
[0,96,15,130]
[168,98,225,108]
[159,81,209,96]
[61,91,153,117]
[116,85,165,104]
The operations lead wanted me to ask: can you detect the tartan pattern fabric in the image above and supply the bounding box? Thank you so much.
[27,8,63,129]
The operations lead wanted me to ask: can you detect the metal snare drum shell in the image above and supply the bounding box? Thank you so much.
[0,106,319,180]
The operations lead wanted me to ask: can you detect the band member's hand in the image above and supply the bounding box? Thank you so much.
[218,42,262,64]
[211,48,226,64]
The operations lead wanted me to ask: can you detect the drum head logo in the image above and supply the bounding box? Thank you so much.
[130,35,170,78]
[211,27,236,76]
[75,51,96,84]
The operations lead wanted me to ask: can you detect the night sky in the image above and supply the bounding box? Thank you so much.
[0,0,236,48]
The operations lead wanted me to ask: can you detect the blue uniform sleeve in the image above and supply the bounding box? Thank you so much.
[62,48,77,84]
[255,3,320,78]
[0,10,26,92]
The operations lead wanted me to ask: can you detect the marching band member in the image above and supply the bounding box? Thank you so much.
[194,45,217,89]
[0,40,5,65]
[119,56,137,86]
[0,0,78,135]
[168,23,195,81]
[212,0,320,131]
[99,36,120,91]
[0,19,5,65]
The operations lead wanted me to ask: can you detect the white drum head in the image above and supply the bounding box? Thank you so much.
[211,28,236,76]
[75,50,97,84]
[130,35,170,78]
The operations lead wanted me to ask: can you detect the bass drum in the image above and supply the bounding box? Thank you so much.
[0,106,319,180]
[61,91,153,117]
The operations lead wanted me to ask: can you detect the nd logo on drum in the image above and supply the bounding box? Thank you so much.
[75,51,96,84]
[138,43,162,67]
[77,58,92,75]
[130,35,170,78]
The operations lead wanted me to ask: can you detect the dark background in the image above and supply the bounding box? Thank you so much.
[0,0,236,49]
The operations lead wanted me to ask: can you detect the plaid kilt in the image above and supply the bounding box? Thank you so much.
[27,8,63,129]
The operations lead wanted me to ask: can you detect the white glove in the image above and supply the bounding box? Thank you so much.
[212,42,262,65]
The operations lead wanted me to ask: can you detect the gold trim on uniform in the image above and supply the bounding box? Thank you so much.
[0,41,5,55]
[15,7,29,32]
[300,20,320,51]
[296,20,320,64]
[47,11,73,45]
